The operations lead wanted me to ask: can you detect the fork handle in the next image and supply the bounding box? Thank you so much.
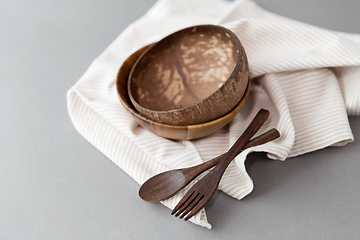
[183,128,279,177]
[214,109,270,173]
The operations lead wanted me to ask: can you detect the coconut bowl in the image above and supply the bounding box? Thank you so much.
[116,44,250,140]
[128,25,249,126]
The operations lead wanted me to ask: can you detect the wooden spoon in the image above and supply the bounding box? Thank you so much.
[139,128,280,202]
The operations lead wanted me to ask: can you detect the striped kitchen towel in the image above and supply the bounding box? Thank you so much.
[67,0,360,229]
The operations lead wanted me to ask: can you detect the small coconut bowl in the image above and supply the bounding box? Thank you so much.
[116,44,250,140]
[128,25,249,126]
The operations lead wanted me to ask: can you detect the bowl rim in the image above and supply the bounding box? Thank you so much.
[117,71,250,130]
[127,24,247,115]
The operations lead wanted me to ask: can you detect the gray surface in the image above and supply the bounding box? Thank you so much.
[1,0,360,239]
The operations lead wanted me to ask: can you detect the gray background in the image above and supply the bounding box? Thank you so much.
[1,0,360,239]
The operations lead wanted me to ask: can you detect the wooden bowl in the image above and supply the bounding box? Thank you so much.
[116,44,250,140]
[128,25,249,126]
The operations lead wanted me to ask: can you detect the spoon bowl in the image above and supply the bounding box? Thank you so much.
[139,128,280,202]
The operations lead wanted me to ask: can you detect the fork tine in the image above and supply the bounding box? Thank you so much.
[179,194,204,219]
[184,196,210,221]
[174,192,198,217]
[171,190,195,215]
[170,109,272,222]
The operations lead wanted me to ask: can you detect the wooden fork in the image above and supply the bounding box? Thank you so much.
[171,109,270,220]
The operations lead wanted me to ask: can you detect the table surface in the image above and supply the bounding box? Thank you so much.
[1,0,360,239]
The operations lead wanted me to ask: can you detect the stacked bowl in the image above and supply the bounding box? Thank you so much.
[116,25,250,140]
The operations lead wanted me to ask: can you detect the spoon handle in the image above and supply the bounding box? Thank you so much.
[139,128,280,202]
[216,109,269,171]
[183,128,280,177]
[171,109,272,219]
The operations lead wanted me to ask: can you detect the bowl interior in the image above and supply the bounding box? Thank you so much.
[128,25,241,112]
[116,44,250,140]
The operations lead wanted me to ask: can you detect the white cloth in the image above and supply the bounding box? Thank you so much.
[67,0,360,229]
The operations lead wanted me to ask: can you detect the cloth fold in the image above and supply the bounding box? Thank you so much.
[67,0,360,229]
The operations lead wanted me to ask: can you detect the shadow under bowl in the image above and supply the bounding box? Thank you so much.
[116,44,250,140]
